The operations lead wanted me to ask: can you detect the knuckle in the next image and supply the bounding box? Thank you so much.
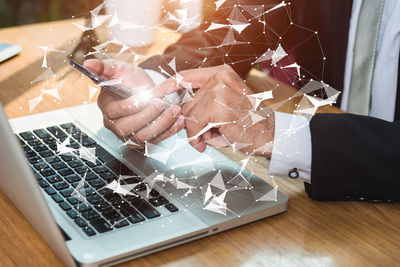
[103,105,115,119]
[223,64,233,72]
[215,71,234,83]
[133,133,146,144]
[177,70,187,78]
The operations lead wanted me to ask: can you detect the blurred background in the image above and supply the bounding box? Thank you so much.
[0,0,217,29]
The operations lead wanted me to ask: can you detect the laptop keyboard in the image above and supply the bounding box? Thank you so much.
[17,123,179,237]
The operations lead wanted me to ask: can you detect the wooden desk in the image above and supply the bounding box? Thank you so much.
[0,20,399,267]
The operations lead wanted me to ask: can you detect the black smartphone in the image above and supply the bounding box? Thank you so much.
[69,59,133,99]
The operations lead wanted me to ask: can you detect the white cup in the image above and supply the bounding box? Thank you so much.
[105,0,163,47]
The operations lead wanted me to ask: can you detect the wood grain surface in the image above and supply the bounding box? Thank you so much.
[0,20,399,267]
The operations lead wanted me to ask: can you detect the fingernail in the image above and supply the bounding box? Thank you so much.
[172,105,181,117]
[177,115,185,127]
[154,99,165,110]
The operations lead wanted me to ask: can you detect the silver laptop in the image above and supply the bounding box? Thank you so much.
[0,102,288,266]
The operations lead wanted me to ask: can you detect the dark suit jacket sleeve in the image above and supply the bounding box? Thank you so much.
[139,0,282,79]
[304,113,400,202]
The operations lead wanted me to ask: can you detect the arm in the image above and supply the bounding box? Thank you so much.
[305,114,400,202]
[140,0,283,79]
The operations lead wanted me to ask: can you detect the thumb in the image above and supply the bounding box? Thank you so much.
[152,67,219,98]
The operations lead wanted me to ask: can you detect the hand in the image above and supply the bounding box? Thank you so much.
[158,65,275,157]
[83,59,185,149]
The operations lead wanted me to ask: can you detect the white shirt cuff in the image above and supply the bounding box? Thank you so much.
[268,112,312,183]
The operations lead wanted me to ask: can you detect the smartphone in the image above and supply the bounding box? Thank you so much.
[70,59,134,99]
[0,42,22,63]
[70,59,184,105]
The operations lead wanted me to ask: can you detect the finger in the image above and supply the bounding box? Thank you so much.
[83,59,119,80]
[204,131,230,147]
[134,105,182,143]
[105,99,165,139]
[214,70,250,95]
[181,77,219,117]
[152,66,229,98]
[98,88,155,120]
[185,116,208,152]
[150,115,185,144]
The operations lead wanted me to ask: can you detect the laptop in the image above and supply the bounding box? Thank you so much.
[0,101,288,266]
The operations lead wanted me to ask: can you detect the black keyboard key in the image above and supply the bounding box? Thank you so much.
[89,179,106,189]
[75,203,91,212]
[45,156,60,164]
[85,172,98,181]
[74,217,88,228]
[121,177,142,184]
[48,143,58,151]
[72,181,89,189]
[83,187,96,196]
[60,188,74,197]
[132,201,161,219]
[69,141,81,149]
[104,193,122,202]
[65,174,81,183]
[59,201,72,211]
[68,160,83,168]
[58,168,74,177]
[51,161,67,170]
[32,144,48,152]
[46,174,63,184]
[42,137,56,145]
[100,171,117,182]
[67,196,79,205]
[75,166,89,174]
[134,183,147,192]
[72,131,88,140]
[39,150,54,158]
[82,226,96,236]
[149,189,160,198]
[90,218,112,233]
[28,155,41,164]
[81,209,100,221]
[47,126,67,139]
[85,160,102,168]
[60,155,75,162]
[54,181,69,190]
[60,123,75,130]
[93,165,108,174]
[33,162,48,171]
[87,194,103,205]
[40,168,56,177]
[165,203,179,213]
[20,131,35,140]
[45,187,57,195]
[149,196,169,207]
[123,208,145,224]
[52,194,64,203]
[102,210,121,221]
[67,209,79,219]
[28,139,42,146]
[38,179,50,188]
[81,137,96,147]
[98,188,113,195]
[33,129,52,139]
[113,220,129,229]
[94,202,113,213]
